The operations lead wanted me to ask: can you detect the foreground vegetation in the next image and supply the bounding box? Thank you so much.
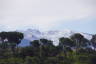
[0,32,96,64]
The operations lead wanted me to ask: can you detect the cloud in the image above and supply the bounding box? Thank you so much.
[0,0,94,16]
[0,16,62,30]
[0,0,95,31]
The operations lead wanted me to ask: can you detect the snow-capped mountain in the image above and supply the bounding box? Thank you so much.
[0,25,93,46]
[18,29,92,46]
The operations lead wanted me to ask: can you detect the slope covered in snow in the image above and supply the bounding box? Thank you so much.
[19,29,92,46]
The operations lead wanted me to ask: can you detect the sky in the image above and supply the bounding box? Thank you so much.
[0,0,96,34]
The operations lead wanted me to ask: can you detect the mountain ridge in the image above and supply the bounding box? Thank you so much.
[0,25,93,46]
[18,28,92,46]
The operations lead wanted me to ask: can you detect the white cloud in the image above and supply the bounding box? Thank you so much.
[0,0,95,30]
[0,16,62,30]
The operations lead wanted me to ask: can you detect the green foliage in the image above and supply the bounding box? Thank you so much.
[0,58,24,64]
[24,56,40,64]
[30,40,40,47]
[91,34,96,50]
[59,37,76,47]
[0,32,96,64]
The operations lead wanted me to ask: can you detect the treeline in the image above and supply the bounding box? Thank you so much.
[0,32,96,64]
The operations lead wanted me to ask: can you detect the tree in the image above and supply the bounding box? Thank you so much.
[81,38,90,47]
[59,37,75,56]
[40,39,53,46]
[70,33,84,52]
[0,32,7,43]
[0,32,8,49]
[30,40,40,57]
[59,37,75,47]
[30,40,40,47]
[91,34,96,50]
[39,39,52,57]
[6,32,24,56]
[7,32,24,45]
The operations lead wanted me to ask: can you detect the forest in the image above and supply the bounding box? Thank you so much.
[0,31,96,64]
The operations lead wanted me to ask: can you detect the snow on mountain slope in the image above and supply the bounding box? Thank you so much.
[0,25,93,46]
[19,29,92,46]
